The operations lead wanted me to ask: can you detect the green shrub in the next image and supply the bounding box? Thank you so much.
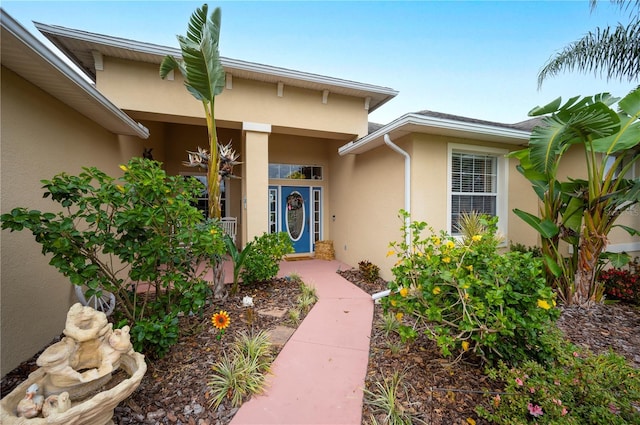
[240,232,293,284]
[509,241,543,257]
[358,260,381,283]
[385,211,559,366]
[478,333,640,424]
[1,158,225,358]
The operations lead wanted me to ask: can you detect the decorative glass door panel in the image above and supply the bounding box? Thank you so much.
[281,186,310,253]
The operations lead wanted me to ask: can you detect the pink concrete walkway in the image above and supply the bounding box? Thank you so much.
[230,259,374,425]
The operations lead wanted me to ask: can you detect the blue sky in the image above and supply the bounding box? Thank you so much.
[3,1,637,125]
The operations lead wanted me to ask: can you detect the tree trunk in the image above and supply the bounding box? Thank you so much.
[211,259,227,300]
[572,237,604,307]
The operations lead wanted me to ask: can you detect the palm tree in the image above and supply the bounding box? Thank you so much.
[160,4,226,219]
[537,0,639,88]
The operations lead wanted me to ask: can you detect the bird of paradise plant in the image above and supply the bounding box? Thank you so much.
[509,87,640,306]
[160,4,227,219]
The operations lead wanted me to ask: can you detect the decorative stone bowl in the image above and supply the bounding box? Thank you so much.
[1,303,147,424]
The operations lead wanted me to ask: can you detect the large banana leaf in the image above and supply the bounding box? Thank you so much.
[591,87,640,154]
[160,5,225,103]
[513,209,559,238]
[529,99,620,175]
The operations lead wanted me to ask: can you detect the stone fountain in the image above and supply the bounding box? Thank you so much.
[1,303,147,424]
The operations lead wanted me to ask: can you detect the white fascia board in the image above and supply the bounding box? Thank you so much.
[34,22,398,98]
[339,114,531,156]
[6,14,149,139]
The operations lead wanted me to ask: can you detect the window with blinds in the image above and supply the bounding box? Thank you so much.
[451,152,498,234]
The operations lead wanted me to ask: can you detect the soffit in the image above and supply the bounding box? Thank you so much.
[35,22,398,112]
[1,13,148,138]
[339,114,531,155]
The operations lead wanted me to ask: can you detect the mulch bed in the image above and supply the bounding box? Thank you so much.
[338,268,640,425]
[3,267,639,424]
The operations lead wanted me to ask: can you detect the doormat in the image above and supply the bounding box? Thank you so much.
[284,256,314,261]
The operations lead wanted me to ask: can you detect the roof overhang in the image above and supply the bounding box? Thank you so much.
[339,113,531,155]
[34,22,399,113]
[1,10,149,139]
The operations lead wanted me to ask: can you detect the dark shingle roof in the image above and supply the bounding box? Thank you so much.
[368,122,385,134]
[414,110,542,132]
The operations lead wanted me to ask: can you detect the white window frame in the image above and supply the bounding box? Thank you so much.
[447,143,508,239]
[180,172,230,217]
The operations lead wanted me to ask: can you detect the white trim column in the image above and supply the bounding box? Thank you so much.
[242,122,271,244]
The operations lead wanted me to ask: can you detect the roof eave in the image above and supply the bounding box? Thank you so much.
[339,114,531,155]
[33,22,398,112]
[2,11,149,139]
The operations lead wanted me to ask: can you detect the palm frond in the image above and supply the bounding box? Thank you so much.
[538,20,640,88]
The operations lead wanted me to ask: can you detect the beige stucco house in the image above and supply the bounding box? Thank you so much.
[2,10,638,375]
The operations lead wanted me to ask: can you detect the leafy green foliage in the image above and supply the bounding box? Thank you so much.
[240,232,293,284]
[509,87,640,306]
[208,330,273,408]
[224,233,253,295]
[384,211,559,366]
[358,260,381,283]
[363,370,421,425]
[1,158,225,358]
[479,332,640,424]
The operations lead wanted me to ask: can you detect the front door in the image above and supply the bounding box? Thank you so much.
[281,186,310,253]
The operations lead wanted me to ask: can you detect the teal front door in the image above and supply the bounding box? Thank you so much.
[281,186,311,253]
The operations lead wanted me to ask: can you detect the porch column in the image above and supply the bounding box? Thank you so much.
[241,122,271,244]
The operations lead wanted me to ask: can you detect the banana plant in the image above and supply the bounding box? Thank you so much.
[160,4,225,219]
[509,87,640,306]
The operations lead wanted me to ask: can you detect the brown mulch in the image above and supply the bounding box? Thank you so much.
[338,268,640,425]
[2,268,639,425]
[1,277,306,425]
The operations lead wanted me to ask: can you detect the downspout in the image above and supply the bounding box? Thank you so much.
[372,134,411,301]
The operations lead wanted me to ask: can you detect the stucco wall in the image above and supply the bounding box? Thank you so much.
[0,67,138,375]
[329,138,406,279]
[96,57,368,138]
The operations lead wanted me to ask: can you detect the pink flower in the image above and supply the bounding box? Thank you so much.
[609,403,620,415]
[515,377,524,386]
[552,398,562,406]
[528,403,544,417]
[554,380,561,386]
[561,407,568,416]
[573,351,579,357]
[529,387,535,394]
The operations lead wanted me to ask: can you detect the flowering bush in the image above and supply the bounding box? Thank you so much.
[384,212,559,366]
[1,158,225,358]
[599,259,640,304]
[479,332,640,424]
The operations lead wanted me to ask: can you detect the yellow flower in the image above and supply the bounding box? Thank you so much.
[537,299,551,310]
[466,265,473,272]
[386,249,395,257]
[472,235,482,242]
[432,286,441,295]
[445,240,455,249]
[431,236,441,246]
[462,341,470,352]
[167,198,174,205]
[442,257,451,264]
[210,228,217,235]
[466,418,476,425]
[399,287,409,297]
[390,299,397,307]
[119,164,128,172]
[464,292,469,300]
[395,312,404,321]
[212,310,231,330]
[116,185,124,192]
